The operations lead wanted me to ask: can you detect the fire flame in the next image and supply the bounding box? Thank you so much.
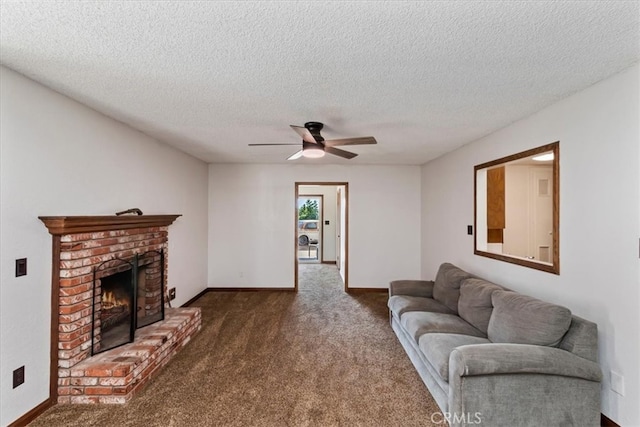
[102,291,129,310]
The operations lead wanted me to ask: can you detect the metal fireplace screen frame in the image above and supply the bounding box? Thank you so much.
[91,249,165,355]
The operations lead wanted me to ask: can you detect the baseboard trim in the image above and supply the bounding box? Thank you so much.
[182,288,210,307]
[321,261,337,265]
[601,413,620,427]
[346,288,388,294]
[8,398,53,427]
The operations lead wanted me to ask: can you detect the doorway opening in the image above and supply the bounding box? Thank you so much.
[295,182,349,291]
[297,195,322,263]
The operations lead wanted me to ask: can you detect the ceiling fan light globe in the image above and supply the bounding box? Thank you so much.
[302,148,325,158]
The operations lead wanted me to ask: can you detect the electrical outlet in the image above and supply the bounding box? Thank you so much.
[13,366,25,388]
[611,371,625,396]
[169,287,176,301]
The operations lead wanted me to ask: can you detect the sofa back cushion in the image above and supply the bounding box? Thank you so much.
[432,263,474,314]
[488,290,572,347]
[458,278,504,334]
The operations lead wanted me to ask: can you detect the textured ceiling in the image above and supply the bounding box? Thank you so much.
[1,1,638,165]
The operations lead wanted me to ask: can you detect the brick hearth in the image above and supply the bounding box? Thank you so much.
[40,215,202,404]
[60,308,200,403]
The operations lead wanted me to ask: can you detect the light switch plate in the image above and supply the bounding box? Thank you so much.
[15,258,27,277]
[13,366,25,388]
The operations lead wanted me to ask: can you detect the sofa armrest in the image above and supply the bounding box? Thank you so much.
[449,343,602,382]
[389,280,434,297]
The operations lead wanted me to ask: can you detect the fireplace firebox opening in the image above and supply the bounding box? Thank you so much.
[94,268,134,354]
[91,249,165,355]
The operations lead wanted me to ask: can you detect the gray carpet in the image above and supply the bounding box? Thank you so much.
[29,264,439,426]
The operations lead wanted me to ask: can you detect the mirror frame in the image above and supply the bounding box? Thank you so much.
[474,141,560,274]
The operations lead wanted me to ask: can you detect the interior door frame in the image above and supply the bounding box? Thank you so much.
[294,182,349,292]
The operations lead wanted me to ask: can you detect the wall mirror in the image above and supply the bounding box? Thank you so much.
[474,141,559,274]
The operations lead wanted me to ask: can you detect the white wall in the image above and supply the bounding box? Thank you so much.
[208,164,421,289]
[0,66,209,426]
[299,185,337,262]
[421,63,640,426]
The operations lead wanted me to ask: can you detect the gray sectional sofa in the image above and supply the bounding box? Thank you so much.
[388,263,602,426]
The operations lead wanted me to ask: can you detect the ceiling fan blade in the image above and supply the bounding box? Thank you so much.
[324,136,377,147]
[287,150,304,160]
[248,143,301,146]
[325,146,358,159]
[290,125,320,144]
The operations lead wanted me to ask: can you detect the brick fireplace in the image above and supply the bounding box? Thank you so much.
[40,215,202,404]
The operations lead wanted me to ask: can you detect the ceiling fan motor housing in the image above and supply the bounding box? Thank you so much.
[304,121,325,142]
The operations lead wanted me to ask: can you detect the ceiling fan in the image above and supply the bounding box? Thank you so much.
[248,122,377,160]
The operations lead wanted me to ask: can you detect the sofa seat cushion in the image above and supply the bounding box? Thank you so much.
[488,290,572,347]
[388,295,455,318]
[457,278,505,334]
[418,333,490,382]
[432,263,474,314]
[400,311,486,342]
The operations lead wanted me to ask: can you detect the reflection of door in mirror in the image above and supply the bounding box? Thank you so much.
[474,141,559,274]
[501,164,553,262]
[531,167,553,263]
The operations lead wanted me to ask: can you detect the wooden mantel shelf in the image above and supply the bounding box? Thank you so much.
[39,215,181,235]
